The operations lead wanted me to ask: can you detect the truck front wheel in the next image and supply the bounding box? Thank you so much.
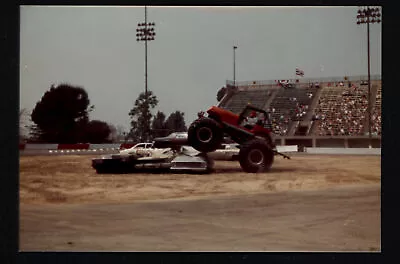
[188,118,223,152]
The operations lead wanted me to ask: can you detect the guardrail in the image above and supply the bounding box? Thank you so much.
[19,143,135,151]
[304,147,381,155]
[20,149,120,156]
[19,143,381,157]
[274,136,381,149]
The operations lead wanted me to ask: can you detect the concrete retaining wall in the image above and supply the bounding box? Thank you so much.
[19,143,381,157]
[88,144,121,150]
[305,147,381,155]
[25,144,58,150]
[277,145,298,153]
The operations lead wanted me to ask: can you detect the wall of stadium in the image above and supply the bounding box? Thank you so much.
[19,136,381,153]
[274,136,381,150]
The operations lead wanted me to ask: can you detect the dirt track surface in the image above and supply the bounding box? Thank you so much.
[19,154,381,251]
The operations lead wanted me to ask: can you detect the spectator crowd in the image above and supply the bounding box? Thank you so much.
[269,89,315,136]
[314,86,369,136]
[371,87,382,136]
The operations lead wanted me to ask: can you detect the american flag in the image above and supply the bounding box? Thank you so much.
[296,68,304,77]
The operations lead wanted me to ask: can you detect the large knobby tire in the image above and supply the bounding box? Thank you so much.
[254,133,275,150]
[188,118,223,152]
[239,139,274,173]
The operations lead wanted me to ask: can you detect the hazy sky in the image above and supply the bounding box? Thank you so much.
[20,6,381,132]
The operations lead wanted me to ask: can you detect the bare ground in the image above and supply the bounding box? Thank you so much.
[19,154,381,251]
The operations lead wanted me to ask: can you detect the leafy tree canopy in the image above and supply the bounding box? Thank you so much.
[151,111,169,138]
[165,110,187,133]
[128,91,158,142]
[84,120,112,143]
[30,83,94,143]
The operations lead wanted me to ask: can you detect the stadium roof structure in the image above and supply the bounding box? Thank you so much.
[226,74,381,87]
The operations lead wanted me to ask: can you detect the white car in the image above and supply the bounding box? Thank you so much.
[119,142,154,156]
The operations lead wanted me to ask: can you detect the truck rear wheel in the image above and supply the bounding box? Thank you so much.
[254,133,275,150]
[188,118,223,152]
[239,139,274,173]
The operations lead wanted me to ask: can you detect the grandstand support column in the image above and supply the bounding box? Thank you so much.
[264,89,278,110]
[344,137,349,148]
[312,137,316,148]
[356,6,381,148]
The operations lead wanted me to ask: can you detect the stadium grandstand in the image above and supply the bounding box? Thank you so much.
[218,75,381,141]
[372,85,382,136]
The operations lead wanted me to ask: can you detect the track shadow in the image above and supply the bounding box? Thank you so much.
[93,168,212,176]
[95,168,169,175]
[94,166,298,175]
[214,166,298,174]
[268,167,298,173]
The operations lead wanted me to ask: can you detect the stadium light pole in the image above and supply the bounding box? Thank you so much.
[137,6,156,141]
[233,45,237,87]
[356,6,381,148]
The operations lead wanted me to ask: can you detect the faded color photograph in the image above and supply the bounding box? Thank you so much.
[19,6,381,251]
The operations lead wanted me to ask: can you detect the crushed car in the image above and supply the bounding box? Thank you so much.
[91,134,214,174]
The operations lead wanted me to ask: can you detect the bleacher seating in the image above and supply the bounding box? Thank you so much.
[222,90,272,114]
[268,87,316,136]
[372,85,381,136]
[217,78,381,139]
[313,85,369,136]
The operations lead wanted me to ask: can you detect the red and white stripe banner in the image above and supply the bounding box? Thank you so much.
[19,143,136,151]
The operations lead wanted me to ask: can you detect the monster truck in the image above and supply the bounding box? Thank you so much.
[188,105,290,173]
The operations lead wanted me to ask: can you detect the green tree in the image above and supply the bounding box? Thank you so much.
[30,83,94,143]
[128,91,158,142]
[84,120,112,143]
[165,111,187,133]
[151,111,169,138]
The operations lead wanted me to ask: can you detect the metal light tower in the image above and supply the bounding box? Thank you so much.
[233,46,237,87]
[136,6,156,141]
[356,6,381,148]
